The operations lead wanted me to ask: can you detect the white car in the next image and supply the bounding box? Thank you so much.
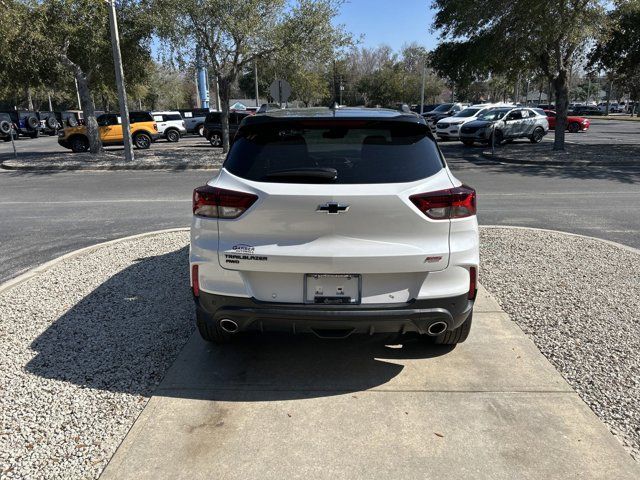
[151,111,187,142]
[435,104,507,140]
[190,108,479,344]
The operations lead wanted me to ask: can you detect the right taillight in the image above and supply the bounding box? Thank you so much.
[193,185,258,219]
[409,185,476,219]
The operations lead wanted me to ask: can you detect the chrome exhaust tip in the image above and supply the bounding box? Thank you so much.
[427,321,448,336]
[219,318,239,334]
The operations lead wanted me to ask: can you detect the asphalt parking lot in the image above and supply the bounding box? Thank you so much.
[0,120,639,283]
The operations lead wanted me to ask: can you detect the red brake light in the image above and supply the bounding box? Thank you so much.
[153,123,158,131]
[468,266,477,300]
[193,185,258,219]
[191,264,200,297]
[409,185,476,219]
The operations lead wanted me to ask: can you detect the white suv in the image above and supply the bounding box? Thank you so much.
[190,108,479,344]
[151,111,186,142]
[435,104,507,140]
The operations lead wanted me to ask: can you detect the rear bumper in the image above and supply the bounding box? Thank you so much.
[194,291,473,337]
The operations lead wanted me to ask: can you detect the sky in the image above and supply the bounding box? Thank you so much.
[334,0,438,52]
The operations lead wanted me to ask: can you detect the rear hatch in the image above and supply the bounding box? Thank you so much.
[214,118,454,275]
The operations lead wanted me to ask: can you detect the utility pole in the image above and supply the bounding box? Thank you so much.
[420,66,426,114]
[254,60,260,107]
[74,78,81,109]
[107,0,134,162]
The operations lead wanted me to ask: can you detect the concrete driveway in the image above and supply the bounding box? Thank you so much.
[101,287,639,479]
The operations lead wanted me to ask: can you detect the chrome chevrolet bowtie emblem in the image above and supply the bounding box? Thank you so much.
[316,202,350,214]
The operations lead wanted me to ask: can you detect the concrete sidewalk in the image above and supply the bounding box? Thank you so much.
[101,287,639,479]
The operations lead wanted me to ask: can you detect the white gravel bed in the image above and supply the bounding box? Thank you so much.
[0,231,192,478]
[480,227,640,461]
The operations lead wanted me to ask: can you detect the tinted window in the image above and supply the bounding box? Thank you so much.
[130,112,152,123]
[224,121,443,184]
[206,112,221,123]
[192,108,210,117]
[166,114,182,121]
[433,104,453,112]
[454,108,481,118]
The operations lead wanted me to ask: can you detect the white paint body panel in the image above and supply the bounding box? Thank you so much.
[190,163,479,304]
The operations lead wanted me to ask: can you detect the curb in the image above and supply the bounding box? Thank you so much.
[0,228,190,294]
[480,152,639,167]
[481,225,640,255]
[0,162,220,172]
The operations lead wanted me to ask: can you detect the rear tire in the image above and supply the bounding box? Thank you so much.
[567,122,580,133]
[165,129,180,142]
[434,311,473,345]
[29,130,39,139]
[529,127,544,143]
[70,136,89,153]
[196,124,204,137]
[133,132,152,149]
[209,132,222,147]
[196,310,233,344]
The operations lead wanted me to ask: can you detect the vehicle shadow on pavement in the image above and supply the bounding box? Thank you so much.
[25,247,452,400]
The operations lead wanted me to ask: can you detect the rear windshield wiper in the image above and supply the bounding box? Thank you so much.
[263,167,338,183]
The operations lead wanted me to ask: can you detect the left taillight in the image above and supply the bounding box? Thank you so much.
[193,185,258,219]
[153,123,158,131]
[409,185,476,220]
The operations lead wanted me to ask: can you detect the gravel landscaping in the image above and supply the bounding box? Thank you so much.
[480,227,640,461]
[0,231,192,479]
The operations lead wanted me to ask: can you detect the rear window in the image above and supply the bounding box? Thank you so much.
[224,121,444,184]
[205,112,221,123]
[166,113,182,121]
[130,112,153,123]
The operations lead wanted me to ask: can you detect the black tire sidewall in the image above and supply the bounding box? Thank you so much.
[166,130,179,142]
[210,133,222,147]
[134,133,151,149]
[568,123,580,133]
[70,137,88,153]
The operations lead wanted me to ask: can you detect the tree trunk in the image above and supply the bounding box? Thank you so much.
[26,87,34,111]
[75,72,102,154]
[218,75,231,153]
[605,81,612,115]
[553,69,569,151]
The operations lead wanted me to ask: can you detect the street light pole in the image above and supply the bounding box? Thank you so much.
[107,0,134,162]
[420,66,426,115]
[254,60,259,107]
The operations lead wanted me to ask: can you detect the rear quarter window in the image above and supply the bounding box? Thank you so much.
[224,121,444,184]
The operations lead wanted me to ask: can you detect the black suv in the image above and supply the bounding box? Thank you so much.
[203,111,251,147]
[38,111,60,135]
[0,112,18,142]
[1,110,41,138]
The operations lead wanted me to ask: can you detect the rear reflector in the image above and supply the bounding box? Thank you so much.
[193,185,258,219]
[191,264,200,297]
[409,185,476,219]
[468,266,477,300]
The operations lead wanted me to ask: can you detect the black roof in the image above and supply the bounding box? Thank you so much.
[242,107,424,127]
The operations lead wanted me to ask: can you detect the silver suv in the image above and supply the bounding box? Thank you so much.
[151,111,187,142]
[459,107,549,146]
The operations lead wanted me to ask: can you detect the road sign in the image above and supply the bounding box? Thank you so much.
[269,79,292,104]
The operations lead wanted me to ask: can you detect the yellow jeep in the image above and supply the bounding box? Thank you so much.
[58,112,160,153]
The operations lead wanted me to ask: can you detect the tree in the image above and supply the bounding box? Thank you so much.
[37,0,154,153]
[431,0,603,150]
[154,0,351,152]
[590,0,640,116]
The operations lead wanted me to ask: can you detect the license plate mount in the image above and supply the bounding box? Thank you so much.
[304,274,361,305]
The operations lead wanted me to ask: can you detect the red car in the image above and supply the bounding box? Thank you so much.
[544,110,590,133]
